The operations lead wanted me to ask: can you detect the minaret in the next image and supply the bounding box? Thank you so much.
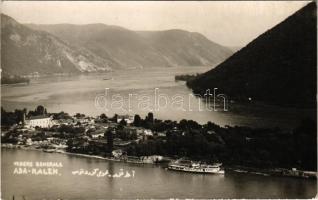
[22,112,26,125]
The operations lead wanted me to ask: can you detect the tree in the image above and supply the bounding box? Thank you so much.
[1,107,17,126]
[100,113,108,119]
[75,113,85,118]
[179,119,188,130]
[119,118,127,126]
[111,114,118,123]
[133,114,142,126]
[35,105,46,115]
[14,109,24,125]
[146,112,154,124]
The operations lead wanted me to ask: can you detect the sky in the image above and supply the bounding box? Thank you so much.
[1,1,310,47]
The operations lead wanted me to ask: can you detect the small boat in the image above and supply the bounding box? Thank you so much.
[233,169,248,173]
[43,149,55,153]
[168,159,225,174]
[55,149,65,153]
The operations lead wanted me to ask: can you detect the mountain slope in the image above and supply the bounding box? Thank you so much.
[138,30,232,66]
[27,24,233,68]
[1,14,114,76]
[187,2,317,107]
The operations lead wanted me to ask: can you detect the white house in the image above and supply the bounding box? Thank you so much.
[117,115,134,124]
[141,155,163,163]
[112,149,124,158]
[25,115,53,128]
[91,132,104,139]
[25,138,33,146]
[144,129,153,136]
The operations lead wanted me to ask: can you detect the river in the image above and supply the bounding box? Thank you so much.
[1,67,315,129]
[1,148,316,199]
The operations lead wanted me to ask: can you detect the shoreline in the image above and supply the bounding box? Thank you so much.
[1,144,163,165]
[1,82,29,86]
[2,144,317,180]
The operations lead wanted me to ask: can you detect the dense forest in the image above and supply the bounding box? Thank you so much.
[125,114,317,171]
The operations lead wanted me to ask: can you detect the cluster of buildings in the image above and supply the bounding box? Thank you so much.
[5,113,167,159]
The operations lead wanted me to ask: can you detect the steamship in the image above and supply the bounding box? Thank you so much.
[168,159,225,174]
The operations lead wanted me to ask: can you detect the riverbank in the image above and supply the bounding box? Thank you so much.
[226,166,317,179]
[1,144,171,165]
[2,144,317,179]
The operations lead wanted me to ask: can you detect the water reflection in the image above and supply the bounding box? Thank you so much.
[107,161,115,193]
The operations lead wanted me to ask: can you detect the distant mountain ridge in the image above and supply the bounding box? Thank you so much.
[26,23,233,69]
[1,14,114,76]
[2,13,233,76]
[187,2,317,108]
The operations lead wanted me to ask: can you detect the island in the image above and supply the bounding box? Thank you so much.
[1,105,317,179]
[1,75,30,85]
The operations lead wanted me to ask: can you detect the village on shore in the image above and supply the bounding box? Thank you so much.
[2,106,168,164]
[1,105,317,179]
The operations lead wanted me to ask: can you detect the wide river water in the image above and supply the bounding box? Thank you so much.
[1,67,315,129]
[2,148,317,199]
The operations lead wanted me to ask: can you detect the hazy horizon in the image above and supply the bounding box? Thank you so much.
[2,1,311,47]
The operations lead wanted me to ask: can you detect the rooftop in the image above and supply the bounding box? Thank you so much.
[27,115,51,120]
